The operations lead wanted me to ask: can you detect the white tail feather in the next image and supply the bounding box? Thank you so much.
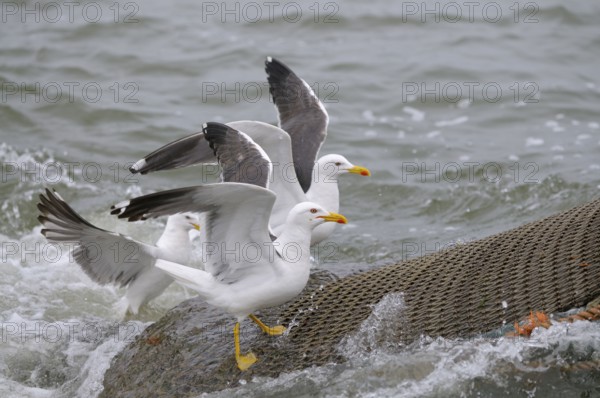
[154,260,213,296]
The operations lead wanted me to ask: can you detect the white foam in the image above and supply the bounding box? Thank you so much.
[73,327,145,397]
[434,116,468,127]
[576,134,592,144]
[403,106,425,122]
[338,293,407,359]
[545,120,565,133]
[525,137,544,147]
[362,110,375,121]
[0,377,53,398]
[457,99,471,109]
[0,211,188,396]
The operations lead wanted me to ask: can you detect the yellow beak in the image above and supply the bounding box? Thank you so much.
[348,165,371,177]
[317,212,348,224]
[190,223,201,231]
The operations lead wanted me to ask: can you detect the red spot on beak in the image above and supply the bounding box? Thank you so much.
[361,171,369,176]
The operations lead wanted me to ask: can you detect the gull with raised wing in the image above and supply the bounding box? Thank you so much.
[37,189,200,315]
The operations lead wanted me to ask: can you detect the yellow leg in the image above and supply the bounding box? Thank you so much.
[234,322,257,371]
[249,314,286,336]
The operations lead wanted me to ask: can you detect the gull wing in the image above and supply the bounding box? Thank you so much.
[127,120,306,233]
[129,131,215,174]
[265,57,329,193]
[226,121,307,233]
[38,189,165,287]
[111,183,277,283]
[128,121,288,187]
[203,122,272,189]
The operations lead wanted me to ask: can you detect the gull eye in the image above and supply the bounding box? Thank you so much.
[185,215,191,220]
[335,162,341,166]
[310,208,318,214]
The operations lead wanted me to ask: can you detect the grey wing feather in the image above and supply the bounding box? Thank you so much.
[110,184,273,225]
[129,132,216,174]
[265,57,329,193]
[203,122,272,188]
[110,183,277,282]
[110,186,211,221]
[38,189,160,287]
[226,121,307,234]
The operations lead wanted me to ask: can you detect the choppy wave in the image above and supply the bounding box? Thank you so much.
[0,315,147,397]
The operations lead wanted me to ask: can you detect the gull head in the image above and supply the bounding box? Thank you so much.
[166,213,201,231]
[287,202,348,230]
[316,154,371,178]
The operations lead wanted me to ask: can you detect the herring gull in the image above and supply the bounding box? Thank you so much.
[37,189,200,315]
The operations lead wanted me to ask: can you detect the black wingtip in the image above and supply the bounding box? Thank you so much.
[203,122,229,134]
[203,122,230,140]
[38,214,48,234]
[110,207,142,221]
[38,188,54,215]
[39,188,49,202]
[265,57,301,105]
[265,56,293,79]
[203,122,233,156]
[37,189,52,235]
